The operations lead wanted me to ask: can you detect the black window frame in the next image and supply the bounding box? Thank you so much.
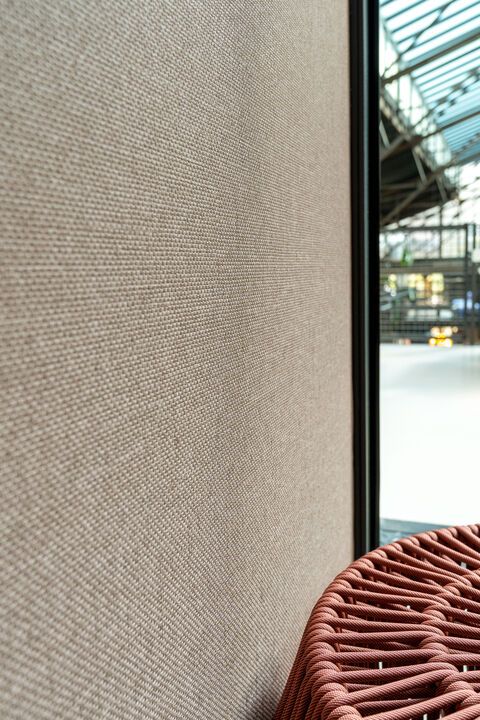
[350,0,380,558]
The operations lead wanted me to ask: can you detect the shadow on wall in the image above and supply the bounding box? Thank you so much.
[245,661,283,720]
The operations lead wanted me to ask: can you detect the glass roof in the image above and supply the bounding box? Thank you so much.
[381,0,480,166]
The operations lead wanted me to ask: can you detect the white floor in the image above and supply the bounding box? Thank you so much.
[380,343,480,527]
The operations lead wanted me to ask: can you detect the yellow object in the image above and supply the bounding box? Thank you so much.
[429,335,453,348]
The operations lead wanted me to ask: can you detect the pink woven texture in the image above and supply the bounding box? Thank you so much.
[275,524,480,720]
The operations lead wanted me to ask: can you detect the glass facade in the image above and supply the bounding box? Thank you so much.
[379,0,480,543]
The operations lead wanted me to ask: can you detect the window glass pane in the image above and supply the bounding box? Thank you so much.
[379,0,480,545]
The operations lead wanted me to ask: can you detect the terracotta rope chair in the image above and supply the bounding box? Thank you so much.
[275,524,480,720]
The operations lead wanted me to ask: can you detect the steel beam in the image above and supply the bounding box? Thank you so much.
[382,133,480,226]
[383,28,480,84]
[394,0,454,35]
[381,108,480,161]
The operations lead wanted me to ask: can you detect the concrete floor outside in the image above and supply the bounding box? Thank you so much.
[380,343,480,529]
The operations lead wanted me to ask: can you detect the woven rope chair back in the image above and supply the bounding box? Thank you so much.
[275,524,480,720]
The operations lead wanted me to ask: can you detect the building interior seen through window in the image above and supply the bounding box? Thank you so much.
[379,0,480,544]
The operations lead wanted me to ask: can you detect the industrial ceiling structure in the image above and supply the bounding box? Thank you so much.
[380,0,480,227]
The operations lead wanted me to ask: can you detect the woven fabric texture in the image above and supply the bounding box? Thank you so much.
[276,524,480,720]
[0,2,352,718]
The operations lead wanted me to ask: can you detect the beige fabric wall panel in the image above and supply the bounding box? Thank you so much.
[0,1,352,718]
